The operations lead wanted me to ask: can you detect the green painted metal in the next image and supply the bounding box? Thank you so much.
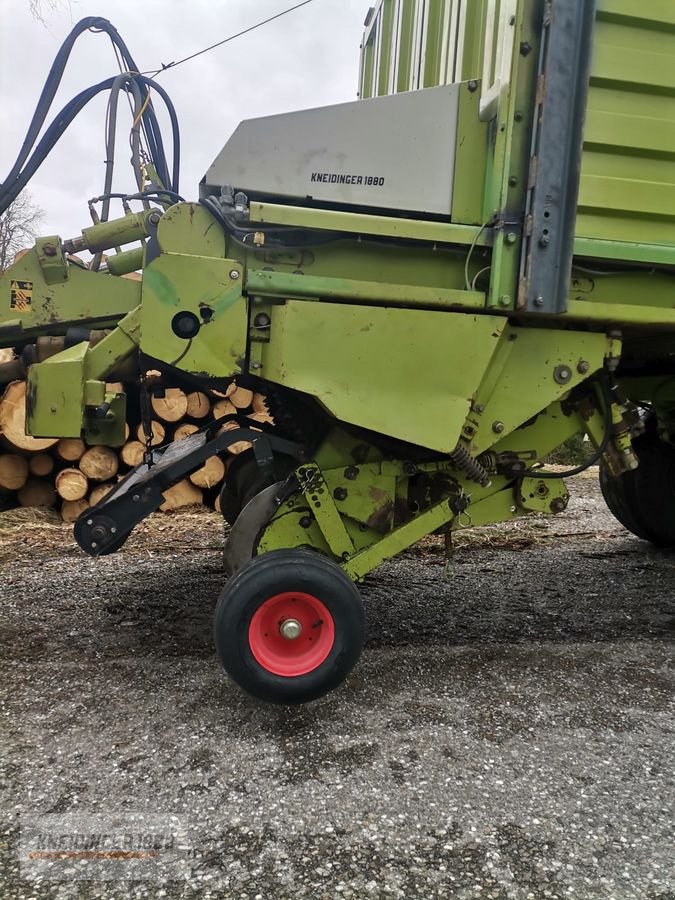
[248,201,492,247]
[451,82,490,225]
[516,477,569,515]
[258,300,506,453]
[342,493,455,580]
[246,270,485,311]
[0,244,140,341]
[361,0,675,267]
[1,0,675,592]
[577,1,675,250]
[26,343,89,438]
[296,464,355,559]
[26,307,142,442]
[79,209,155,254]
[156,203,227,258]
[462,326,611,455]
[359,1,493,99]
[140,254,247,379]
[106,247,144,276]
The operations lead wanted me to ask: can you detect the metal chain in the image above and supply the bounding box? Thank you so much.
[139,368,155,469]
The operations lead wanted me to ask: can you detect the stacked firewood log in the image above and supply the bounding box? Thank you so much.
[0,351,272,521]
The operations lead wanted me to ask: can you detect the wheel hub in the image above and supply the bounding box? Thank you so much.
[279,618,302,640]
[248,591,335,677]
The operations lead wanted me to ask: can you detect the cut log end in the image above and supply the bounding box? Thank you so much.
[229,386,254,409]
[79,446,119,482]
[56,437,86,462]
[55,467,89,501]
[186,391,210,419]
[89,483,115,506]
[135,421,165,447]
[0,454,29,491]
[173,423,199,441]
[120,441,145,468]
[151,388,188,423]
[0,381,59,452]
[18,478,57,508]
[28,453,55,477]
[61,499,90,524]
[159,479,203,512]
[189,455,226,489]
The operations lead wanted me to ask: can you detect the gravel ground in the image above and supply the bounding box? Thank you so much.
[1,470,673,899]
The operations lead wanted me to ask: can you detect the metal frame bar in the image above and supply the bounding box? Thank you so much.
[519,0,598,314]
[248,201,492,247]
[75,421,305,556]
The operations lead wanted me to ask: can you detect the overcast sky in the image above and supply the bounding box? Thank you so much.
[0,0,369,241]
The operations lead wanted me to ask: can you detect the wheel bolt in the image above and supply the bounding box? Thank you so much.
[279,618,302,640]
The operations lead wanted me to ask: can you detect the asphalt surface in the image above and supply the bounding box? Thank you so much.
[1,471,673,898]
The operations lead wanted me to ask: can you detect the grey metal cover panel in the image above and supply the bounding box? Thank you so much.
[201,85,461,216]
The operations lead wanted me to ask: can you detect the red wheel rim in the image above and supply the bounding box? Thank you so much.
[248,591,335,677]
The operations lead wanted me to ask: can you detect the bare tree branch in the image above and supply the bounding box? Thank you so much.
[29,0,66,20]
[0,194,44,271]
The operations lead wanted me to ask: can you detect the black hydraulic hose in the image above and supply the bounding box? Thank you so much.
[137,76,181,194]
[199,196,346,249]
[92,74,146,271]
[92,189,185,204]
[0,72,181,215]
[1,17,111,191]
[0,18,181,213]
[0,79,115,212]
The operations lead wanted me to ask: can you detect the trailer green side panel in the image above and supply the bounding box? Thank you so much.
[360,0,675,266]
[576,0,675,256]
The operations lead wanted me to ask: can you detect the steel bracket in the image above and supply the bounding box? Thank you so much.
[518,0,597,314]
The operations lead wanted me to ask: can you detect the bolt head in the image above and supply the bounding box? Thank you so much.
[229,269,240,280]
[279,618,302,640]
[577,360,590,374]
[554,365,573,385]
[492,421,505,434]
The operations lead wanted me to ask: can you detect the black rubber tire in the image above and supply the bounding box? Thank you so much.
[214,549,365,704]
[599,465,652,542]
[600,432,675,547]
[629,437,675,547]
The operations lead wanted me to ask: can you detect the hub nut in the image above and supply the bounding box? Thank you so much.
[279,618,302,640]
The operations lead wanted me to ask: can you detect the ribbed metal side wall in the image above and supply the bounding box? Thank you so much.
[576,0,675,248]
[359,0,491,99]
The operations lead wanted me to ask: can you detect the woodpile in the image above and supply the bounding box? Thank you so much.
[0,360,274,523]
